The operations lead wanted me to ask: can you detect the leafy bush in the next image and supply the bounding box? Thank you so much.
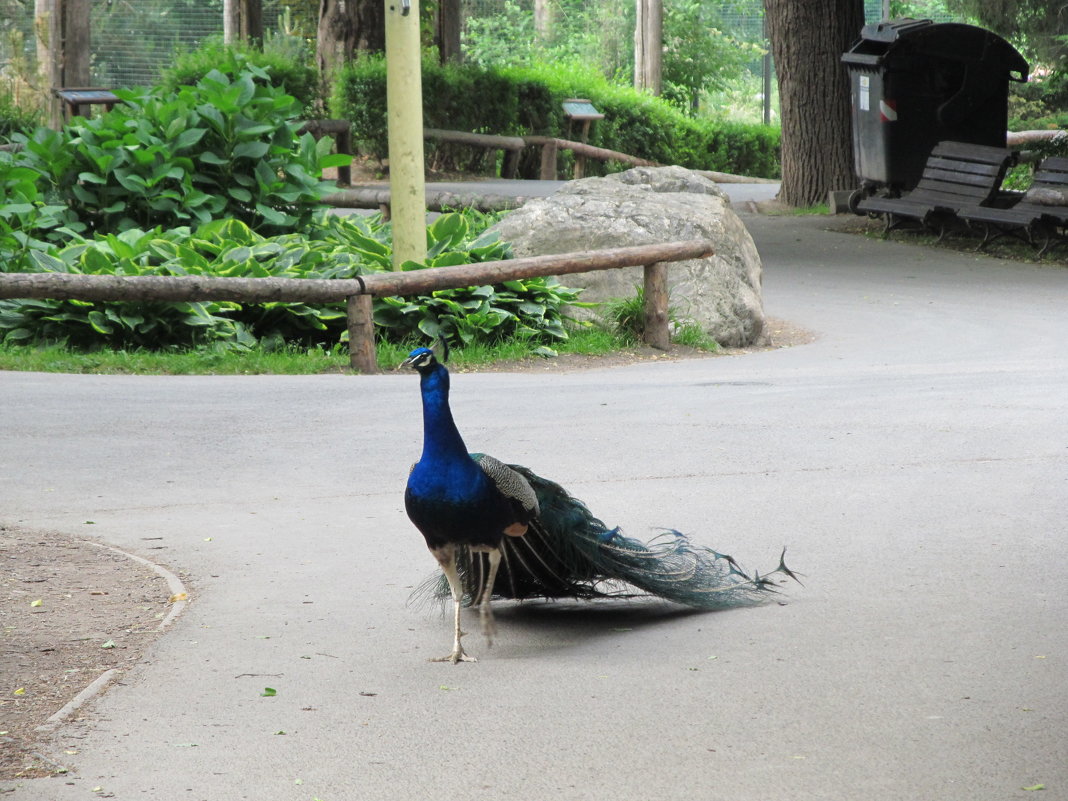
[0,91,41,143]
[0,63,587,356]
[374,213,583,346]
[10,68,347,237]
[0,211,584,351]
[160,38,324,116]
[333,57,780,178]
[0,148,83,265]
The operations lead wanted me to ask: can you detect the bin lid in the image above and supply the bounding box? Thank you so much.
[842,19,1028,81]
[857,17,933,43]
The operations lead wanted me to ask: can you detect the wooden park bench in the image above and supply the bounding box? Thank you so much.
[957,156,1068,256]
[857,141,1016,239]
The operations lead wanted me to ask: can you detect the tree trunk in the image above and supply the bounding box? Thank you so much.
[243,0,264,44]
[224,0,240,43]
[437,0,462,64]
[764,0,864,206]
[534,0,553,43]
[35,0,91,127]
[224,0,263,45]
[634,0,662,94]
[64,0,90,85]
[317,0,386,80]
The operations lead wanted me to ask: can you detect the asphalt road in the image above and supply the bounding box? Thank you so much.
[2,192,1066,800]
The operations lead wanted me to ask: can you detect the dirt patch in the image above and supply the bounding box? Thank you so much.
[0,526,176,781]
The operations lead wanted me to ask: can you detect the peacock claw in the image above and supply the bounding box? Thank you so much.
[431,625,477,663]
[432,649,477,664]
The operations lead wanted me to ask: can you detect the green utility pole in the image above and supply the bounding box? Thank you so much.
[385,0,427,269]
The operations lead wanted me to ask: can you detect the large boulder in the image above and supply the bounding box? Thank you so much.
[488,165,764,347]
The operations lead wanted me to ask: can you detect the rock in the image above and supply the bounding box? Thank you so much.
[488,166,764,347]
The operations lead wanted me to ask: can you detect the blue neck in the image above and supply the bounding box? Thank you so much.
[418,364,470,464]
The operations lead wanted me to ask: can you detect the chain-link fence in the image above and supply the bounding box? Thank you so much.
[92,0,240,88]
[0,0,989,101]
[1,0,290,92]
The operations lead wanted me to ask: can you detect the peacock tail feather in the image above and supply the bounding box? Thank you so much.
[409,460,799,611]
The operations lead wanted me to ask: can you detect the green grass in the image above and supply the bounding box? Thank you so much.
[601,289,719,353]
[0,325,673,375]
[0,342,352,375]
[672,321,719,351]
[763,202,830,216]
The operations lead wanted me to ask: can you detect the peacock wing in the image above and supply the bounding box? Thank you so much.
[470,453,539,519]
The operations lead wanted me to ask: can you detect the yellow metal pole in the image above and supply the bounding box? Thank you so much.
[384,0,427,269]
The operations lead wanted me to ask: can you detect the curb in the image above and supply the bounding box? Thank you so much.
[34,542,189,732]
[36,669,120,731]
[87,541,190,630]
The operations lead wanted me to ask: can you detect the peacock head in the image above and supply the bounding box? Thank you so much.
[401,346,440,374]
[400,338,450,374]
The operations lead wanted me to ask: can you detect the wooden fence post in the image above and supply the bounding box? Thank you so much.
[642,262,669,350]
[347,294,378,373]
[539,139,558,180]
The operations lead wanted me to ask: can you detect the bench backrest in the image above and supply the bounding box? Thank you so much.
[912,141,1013,206]
[1031,156,1068,193]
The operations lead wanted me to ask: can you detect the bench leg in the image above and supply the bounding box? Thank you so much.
[1034,222,1062,257]
[975,222,997,251]
[975,222,1034,252]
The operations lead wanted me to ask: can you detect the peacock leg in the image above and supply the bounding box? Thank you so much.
[476,548,501,646]
[430,545,476,664]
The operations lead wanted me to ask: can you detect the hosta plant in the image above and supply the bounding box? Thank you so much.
[10,67,349,237]
[0,211,588,351]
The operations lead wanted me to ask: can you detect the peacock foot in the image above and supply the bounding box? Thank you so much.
[431,647,476,664]
[431,628,477,664]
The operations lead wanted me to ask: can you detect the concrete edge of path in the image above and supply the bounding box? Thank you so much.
[34,542,189,733]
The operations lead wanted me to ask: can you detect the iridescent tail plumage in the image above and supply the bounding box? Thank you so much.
[410,463,800,610]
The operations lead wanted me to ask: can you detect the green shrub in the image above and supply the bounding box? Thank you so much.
[11,68,347,237]
[0,91,42,143]
[374,214,583,346]
[160,38,323,116]
[333,57,780,178]
[0,145,84,267]
[0,211,584,351]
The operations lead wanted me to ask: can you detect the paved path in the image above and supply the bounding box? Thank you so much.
[2,196,1066,800]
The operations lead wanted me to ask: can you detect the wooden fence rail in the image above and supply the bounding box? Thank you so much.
[0,239,715,373]
[423,128,657,181]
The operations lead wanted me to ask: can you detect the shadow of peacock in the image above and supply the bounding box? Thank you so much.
[401,345,800,663]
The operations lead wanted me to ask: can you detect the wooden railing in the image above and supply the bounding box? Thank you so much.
[423,128,657,180]
[0,240,715,373]
[305,123,658,209]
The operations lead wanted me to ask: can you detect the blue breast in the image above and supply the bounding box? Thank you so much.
[405,362,513,550]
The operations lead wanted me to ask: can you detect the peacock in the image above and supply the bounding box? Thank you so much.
[401,345,799,663]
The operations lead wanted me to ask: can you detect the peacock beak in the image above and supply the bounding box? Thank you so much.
[399,347,435,371]
[398,353,423,371]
